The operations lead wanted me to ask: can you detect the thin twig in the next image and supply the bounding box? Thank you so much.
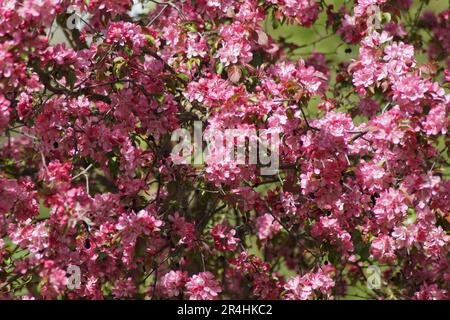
[72,164,93,181]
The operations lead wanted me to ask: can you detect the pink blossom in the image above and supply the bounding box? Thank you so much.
[112,277,137,298]
[159,270,187,298]
[371,235,397,263]
[284,268,335,300]
[0,0,448,301]
[0,94,10,133]
[373,188,408,229]
[422,104,448,136]
[211,223,240,251]
[255,214,282,241]
[185,272,222,300]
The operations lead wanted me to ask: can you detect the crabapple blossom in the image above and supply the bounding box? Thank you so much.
[158,270,187,298]
[211,223,240,251]
[185,272,222,300]
[0,0,448,301]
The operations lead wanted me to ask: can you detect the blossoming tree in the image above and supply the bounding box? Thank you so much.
[0,0,448,300]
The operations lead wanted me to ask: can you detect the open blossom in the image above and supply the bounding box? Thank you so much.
[9,221,49,260]
[370,235,397,263]
[41,160,73,191]
[268,60,327,95]
[383,42,415,76]
[284,268,335,300]
[423,226,449,258]
[39,260,67,299]
[357,160,390,192]
[116,209,164,239]
[369,107,405,144]
[373,188,408,229]
[185,272,222,300]
[0,94,10,133]
[0,0,448,301]
[272,0,320,26]
[184,74,239,107]
[112,277,137,298]
[159,270,187,298]
[391,225,416,250]
[422,104,448,136]
[106,22,148,51]
[383,41,414,61]
[186,33,208,59]
[414,283,449,300]
[255,214,282,241]
[218,41,253,66]
[17,0,60,24]
[217,22,253,66]
[311,216,353,252]
[211,223,240,251]
[0,178,39,221]
[391,74,429,104]
[169,213,196,247]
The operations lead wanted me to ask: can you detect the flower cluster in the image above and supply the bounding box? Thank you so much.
[0,0,448,300]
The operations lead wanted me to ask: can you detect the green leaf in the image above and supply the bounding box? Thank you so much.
[97,251,108,262]
[145,35,156,47]
[215,61,224,75]
[352,230,370,260]
[183,22,197,32]
[114,82,124,90]
[124,46,133,58]
[204,22,212,31]
[328,250,340,265]
[177,73,189,82]
[112,57,127,78]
